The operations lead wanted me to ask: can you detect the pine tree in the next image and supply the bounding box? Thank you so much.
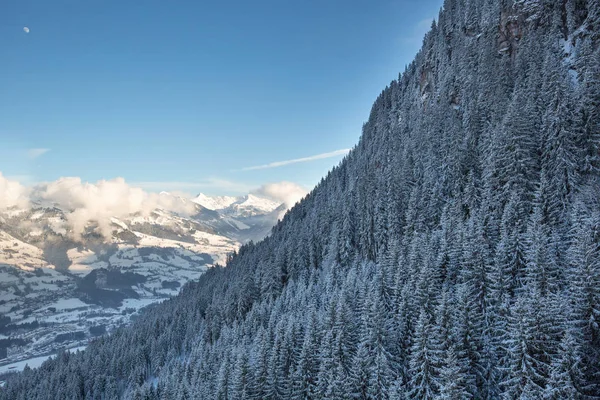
[451,284,483,397]
[494,192,527,300]
[541,54,580,226]
[498,93,539,204]
[317,330,337,400]
[524,201,555,297]
[439,345,473,399]
[349,342,371,400]
[543,330,581,400]
[249,329,270,400]
[579,48,600,175]
[407,309,442,399]
[290,313,319,399]
[567,201,600,396]
[501,297,548,399]
[231,350,250,399]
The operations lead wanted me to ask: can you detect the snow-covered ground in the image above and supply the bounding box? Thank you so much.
[0,205,244,374]
[0,193,283,374]
[0,232,47,270]
[0,344,88,376]
[193,193,281,217]
[192,193,238,211]
[0,354,52,375]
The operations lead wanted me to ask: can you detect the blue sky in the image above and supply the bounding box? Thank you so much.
[0,0,442,196]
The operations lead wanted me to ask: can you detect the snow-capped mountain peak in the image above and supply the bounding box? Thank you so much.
[192,193,280,217]
[192,193,238,211]
[227,194,280,217]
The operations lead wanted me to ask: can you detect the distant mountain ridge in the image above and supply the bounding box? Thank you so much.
[191,193,238,211]
[192,193,282,217]
[0,191,282,373]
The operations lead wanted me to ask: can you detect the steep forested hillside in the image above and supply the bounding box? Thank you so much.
[2,0,600,398]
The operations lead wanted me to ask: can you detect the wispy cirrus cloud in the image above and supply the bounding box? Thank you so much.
[240,149,350,171]
[28,148,50,159]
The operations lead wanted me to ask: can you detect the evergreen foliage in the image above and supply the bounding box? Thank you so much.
[2,1,600,398]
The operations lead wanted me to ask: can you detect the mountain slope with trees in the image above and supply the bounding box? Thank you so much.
[2,0,600,398]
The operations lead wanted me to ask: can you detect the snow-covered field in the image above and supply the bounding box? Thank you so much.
[0,345,87,375]
[0,354,52,375]
[0,210,242,374]
[0,193,282,375]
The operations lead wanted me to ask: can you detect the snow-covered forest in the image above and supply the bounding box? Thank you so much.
[2,0,600,398]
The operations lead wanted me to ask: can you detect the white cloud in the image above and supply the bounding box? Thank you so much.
[0,172,30,209]
[253,181,308,209]
[240,149,350,171]
[0,174,312,240]
[33,177,197,239]
[28,148,50,159]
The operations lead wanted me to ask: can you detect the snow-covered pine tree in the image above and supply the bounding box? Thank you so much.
[2,1,599,399]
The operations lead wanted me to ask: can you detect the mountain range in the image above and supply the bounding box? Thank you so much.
[0,192,283,373]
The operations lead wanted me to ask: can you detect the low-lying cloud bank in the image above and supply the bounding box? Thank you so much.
[0,174,308,240]
[35,177,198,239]
[0,173,30,209]
[253,181,307,209]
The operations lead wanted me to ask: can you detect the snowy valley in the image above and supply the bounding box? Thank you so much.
[0,192,282,374]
